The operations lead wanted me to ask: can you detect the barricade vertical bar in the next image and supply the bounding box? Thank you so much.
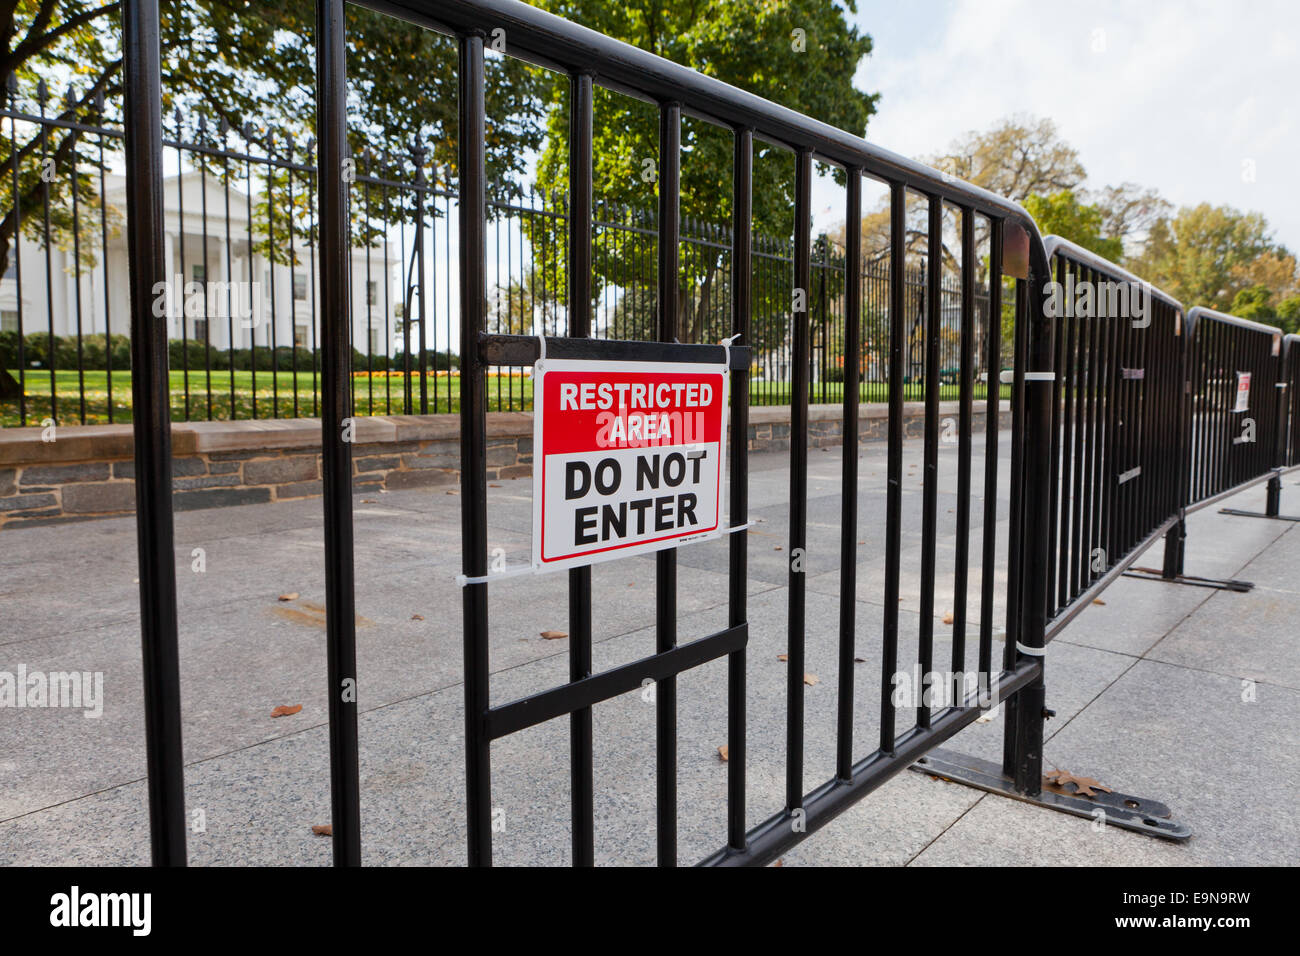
[836,169,862,780]
[786,148,812,807]
[655,101,681,866]
[1011,241,1055,794]
[1001,277,1028,775]
[458,30,493,867]
[916,198,942,729]
[123,0,186,867]
[1065,261,1084,602]
[315,0,362,866]
[1045,256,1064,617]
[977,219,1002,679]
[880,182,906,751]
[1101,281,1120,569]
[1080,267,1101,585]
[567,70,595,867]
[950,207,975,699]
[727,127,752,850]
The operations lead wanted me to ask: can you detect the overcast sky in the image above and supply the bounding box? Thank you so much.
[816,0,1299,252]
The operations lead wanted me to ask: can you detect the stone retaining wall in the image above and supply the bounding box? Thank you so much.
[0,401,1010,527]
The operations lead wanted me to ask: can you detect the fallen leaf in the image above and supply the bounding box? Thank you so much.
[804,673,819,686]
[857,540,865,545]
[774,545,783,551]
[271,704,302,718]
[1093,598,1106,606]
[541,630,568,640]
[278,592,299,602]
[361,499,376,504]
[854,657,866,663]
[311,824,332,836]
[773,858,784,868]
[717,745,729,762]
[411,614,424,621]
[1043,768,1113,798]
[942,611,954,625]
[490,483,501,488]
[446,490,458,495]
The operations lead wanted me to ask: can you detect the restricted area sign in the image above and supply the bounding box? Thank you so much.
[1234,371,1252,413]
[531,358,729,572]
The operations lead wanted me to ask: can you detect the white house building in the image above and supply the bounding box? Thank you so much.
[1,170,401,358]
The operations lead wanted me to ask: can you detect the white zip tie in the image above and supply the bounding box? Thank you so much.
[1015,642,1046,657]
[721,332,742,372]
[1023,371,1055,382]
[455,563,537,587]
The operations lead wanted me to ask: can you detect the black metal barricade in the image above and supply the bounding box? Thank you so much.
[114,0,1300,866]
[1175,309,1297,534]
[1284,335,1300,469]
[1034,237,1186,636]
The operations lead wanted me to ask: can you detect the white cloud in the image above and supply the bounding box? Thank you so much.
[835,0,1300,252]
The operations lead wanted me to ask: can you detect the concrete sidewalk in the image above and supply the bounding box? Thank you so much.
[1,436,1296,866]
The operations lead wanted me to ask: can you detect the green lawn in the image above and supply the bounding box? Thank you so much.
[2,368,1009,426]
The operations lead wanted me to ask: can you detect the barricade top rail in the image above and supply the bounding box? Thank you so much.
[1040,234,1185,313]
[368,0,1043,232]
[1187,305,1287,340]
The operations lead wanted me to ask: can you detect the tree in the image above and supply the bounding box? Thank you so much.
[0,0,547,275]
[1093,182,1170,255]
[854,115,1088,277]
[933,114,1086,205]
[1024,189,1122,261]
[1127,203,1292,311]
[1230,284,1300,334]
[526,0,879,351]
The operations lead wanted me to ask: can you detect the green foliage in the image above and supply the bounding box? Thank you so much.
[1230,285,1300,334]
[1,1,548,273]
[523,0,878,348]
[1127,203,1288,311]
[0,331,131,371]
[1025,190,1123,262]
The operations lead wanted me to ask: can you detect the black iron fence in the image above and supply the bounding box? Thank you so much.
[84,0,1300,867]
[0,78,995,426]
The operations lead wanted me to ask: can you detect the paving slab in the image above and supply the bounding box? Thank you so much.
[1,439,1295,867]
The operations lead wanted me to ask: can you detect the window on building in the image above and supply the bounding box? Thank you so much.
[191,263,206,284]
[295,324,308,349]
[1,309,18,333]
[194,318,208,343]
[294,273,307,301]
[366,281,377,306]
[370,327,383,356]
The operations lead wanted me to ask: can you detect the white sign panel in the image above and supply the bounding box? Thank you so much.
[1234,371,1251,413]
[531,358,729,573]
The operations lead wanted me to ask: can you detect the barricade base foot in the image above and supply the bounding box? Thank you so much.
[1123,566,1254,592]
[910,747,1191,842]
[1218,507,1300,522]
